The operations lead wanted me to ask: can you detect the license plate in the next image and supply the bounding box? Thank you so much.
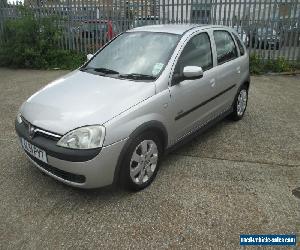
[21,138,48,163]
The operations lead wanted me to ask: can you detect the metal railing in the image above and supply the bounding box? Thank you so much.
[0,0,299,60]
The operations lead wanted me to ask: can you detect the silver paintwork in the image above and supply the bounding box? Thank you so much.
[183,66,203,78]
[129,24,204,35]
[18,24,249,188]
[21,115,62,139]
[130,140,158,184]
[21,71,155,135]
[27,138,128,188]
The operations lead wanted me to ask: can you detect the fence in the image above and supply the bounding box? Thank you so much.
[0,0,299,61]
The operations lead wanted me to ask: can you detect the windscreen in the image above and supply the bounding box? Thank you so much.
[85,32,181,79]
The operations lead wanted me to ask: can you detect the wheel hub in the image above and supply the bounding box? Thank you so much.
[237,89,247,116]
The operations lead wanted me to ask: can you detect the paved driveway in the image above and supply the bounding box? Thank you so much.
[0,68,299,249]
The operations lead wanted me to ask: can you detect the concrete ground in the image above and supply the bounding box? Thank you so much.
[0,68,299,249]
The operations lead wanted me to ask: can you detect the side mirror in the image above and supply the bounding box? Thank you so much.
[87,54,93,61]
[183,66,203,79]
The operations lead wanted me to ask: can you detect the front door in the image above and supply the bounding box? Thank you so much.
[169,32,218,143]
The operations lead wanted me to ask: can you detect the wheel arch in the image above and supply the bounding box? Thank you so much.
[242,73,250,90]
[243,80,250,90]
[112,120,168,185]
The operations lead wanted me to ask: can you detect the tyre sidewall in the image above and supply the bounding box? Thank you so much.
[231,85,248,120]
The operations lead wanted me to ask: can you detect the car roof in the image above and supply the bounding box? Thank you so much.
[129,24,226,35]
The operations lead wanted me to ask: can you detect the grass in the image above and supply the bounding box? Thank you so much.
[250,54,300,75]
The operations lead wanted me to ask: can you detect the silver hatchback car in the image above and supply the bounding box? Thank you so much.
[16,24,249,191]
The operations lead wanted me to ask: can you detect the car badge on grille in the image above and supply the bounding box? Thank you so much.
[28,124,36,139]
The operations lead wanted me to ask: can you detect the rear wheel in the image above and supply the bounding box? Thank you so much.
[120,132,162,191]
[229,85,248,121]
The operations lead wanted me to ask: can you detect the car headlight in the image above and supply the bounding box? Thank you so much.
[57,125,105,149]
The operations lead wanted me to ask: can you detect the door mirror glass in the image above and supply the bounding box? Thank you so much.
[183,66,203,79]
[87,54,93,61]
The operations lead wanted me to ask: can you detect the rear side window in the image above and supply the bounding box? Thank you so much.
[214,30,238,64]
[174,32,213,73]
[233,33,245,56]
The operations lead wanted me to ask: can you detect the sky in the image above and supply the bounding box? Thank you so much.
[8,0,24,4]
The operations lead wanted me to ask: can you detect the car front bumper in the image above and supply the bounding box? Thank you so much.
[15,119,127,189]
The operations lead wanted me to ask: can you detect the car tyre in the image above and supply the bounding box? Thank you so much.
[120,131,162,191]
[229,85,248,121]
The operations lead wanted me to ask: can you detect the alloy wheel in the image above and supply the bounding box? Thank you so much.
[129,140,158,185]
[237,89,247,116]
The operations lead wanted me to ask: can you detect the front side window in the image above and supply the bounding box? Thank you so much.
[83,32,180,80]
[174,32,213,76]
[214,30,238,64]
[233,33,245,56]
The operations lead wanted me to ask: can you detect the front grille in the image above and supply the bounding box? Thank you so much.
[25,152,86,184]
[16,119,101,162]
[21,116,61,141]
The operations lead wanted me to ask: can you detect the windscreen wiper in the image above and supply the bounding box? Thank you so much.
[93,68,119,74]
[119,73,156,80]
[81,67,119,75]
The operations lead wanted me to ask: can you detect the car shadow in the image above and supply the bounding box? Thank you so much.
[167,118,231,157]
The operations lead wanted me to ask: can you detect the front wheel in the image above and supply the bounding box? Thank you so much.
[229,85,248,121]
[120,132,162,191]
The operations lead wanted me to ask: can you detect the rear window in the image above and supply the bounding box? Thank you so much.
[233,33,245,56]
[214,30,238,64]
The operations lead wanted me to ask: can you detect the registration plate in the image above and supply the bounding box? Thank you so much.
[21,138,48,163]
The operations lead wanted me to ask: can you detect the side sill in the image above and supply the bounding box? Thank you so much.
[165,107,233,154]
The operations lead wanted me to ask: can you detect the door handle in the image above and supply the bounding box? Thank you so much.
[236,66,241,74]
[210,78,216,87]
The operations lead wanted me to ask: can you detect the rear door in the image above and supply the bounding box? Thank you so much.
[232,31,249,87]
[211,29,241,111]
